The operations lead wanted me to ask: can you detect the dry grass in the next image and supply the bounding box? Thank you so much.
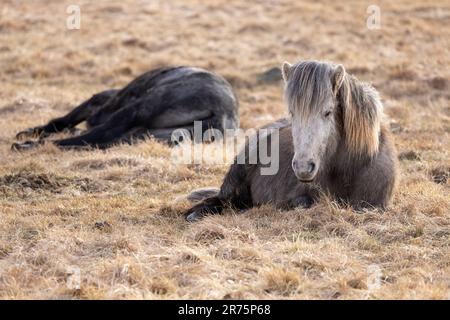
[0,0,449,299]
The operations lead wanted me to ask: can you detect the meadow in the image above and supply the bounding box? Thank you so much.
[0,0,449,299]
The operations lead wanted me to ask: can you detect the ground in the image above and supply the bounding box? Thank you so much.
[0,0,449,299]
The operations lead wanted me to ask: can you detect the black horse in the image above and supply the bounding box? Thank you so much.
[12,66,239,150]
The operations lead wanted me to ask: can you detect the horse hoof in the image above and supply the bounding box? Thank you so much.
[186,211,202,222]
[16,127,43,140]
[69,128,83,136]
[16,129,33,140]
[11,143,24,151]
[11,141,38,152]
[292,195,313,208]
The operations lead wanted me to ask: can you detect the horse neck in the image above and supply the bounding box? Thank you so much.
[327,140,373,179]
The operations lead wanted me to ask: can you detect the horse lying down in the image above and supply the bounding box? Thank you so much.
[12,66,238,150]
[185,60,398,221]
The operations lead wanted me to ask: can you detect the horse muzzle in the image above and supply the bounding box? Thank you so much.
[292,159,318,182]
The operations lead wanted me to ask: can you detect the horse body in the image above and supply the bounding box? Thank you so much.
[13,66,238,150]
[185,60,398,221]
[248,121,396,208]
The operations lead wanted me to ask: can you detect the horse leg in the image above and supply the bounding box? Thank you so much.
[186,187,221,203]
[33,101,140,149]
[185,196,225,222]
[92,113,223,148]
[276,195,314,210]
[15,89,117,140]
[70,101,225,148]
[12,118,129,151]
[118,113,225,146]
[117,125,194,146]
[67,125,194,149]
[185,190,252,222]
[48,116,216,150]
[185,162,253,222]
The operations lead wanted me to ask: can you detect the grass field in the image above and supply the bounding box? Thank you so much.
[0,0,449,299]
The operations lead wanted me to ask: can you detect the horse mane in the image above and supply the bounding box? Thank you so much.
[338,73,383,158]
[283,60,383,158]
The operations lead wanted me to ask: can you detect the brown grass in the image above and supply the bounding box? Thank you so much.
[0,0,449,299]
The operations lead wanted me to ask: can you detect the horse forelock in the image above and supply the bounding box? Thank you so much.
[284,61,334,119]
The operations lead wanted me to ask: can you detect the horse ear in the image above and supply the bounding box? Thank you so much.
[281,61,292,82]
[333,64,345,95]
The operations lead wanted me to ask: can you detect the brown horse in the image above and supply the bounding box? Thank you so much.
[185,60,398,221]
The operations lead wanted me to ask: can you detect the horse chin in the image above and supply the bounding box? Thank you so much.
[294,171,317,182]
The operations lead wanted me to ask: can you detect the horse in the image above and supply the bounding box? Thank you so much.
[12,66,239,150]
[184,60,398,221]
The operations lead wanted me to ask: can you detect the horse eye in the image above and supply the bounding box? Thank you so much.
[324,111,332,118]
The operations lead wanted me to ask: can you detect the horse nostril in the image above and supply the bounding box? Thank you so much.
[308,161,316,174]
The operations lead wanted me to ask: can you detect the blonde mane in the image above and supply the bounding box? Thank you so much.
[338,73,382,157]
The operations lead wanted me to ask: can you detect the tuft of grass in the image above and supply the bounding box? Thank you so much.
[262,268,302,296]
